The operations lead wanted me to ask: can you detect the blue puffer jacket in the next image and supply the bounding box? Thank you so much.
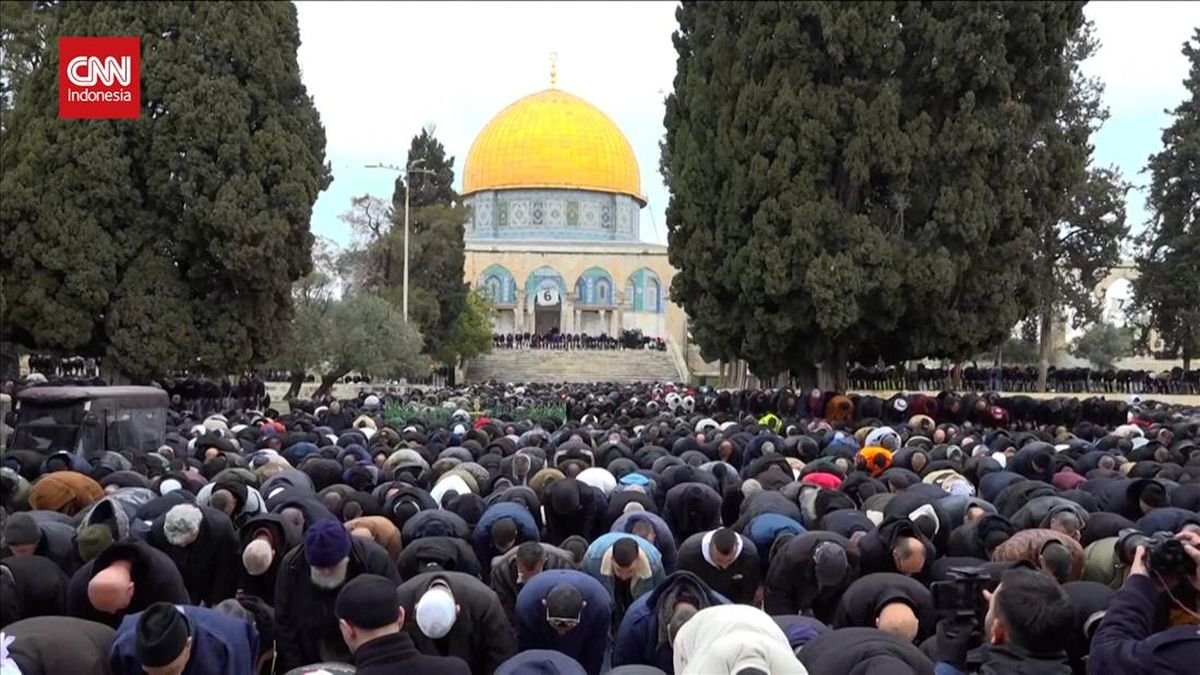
[473,501,540,568]
[744,513,806,574]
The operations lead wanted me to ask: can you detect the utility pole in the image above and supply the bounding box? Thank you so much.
[365,158,435,322]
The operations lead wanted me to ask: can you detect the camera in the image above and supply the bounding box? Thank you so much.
[1116,529,1198,578]
[931,566,992,627]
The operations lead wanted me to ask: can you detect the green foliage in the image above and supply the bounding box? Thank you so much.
[272,294,427,386]
[0,2,331,382]
[0,1,55,140]
[1132,29,1200,370]
[391,125,458,209]
[1070,322,1133,369]
[662,2,1086,378]
[383,403,455,429]
[435,289,494,367]
[484,402,566,425]
[1019,19,1129,390]
[976,338,1040,366]
[390,128,469,362]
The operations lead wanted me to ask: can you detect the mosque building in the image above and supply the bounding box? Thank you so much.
[460,67,687,350]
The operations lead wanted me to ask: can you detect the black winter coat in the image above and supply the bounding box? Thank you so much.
[662,482,722,546]
[236,512,301,605]
[274,536,400,672]
[397,536,482,581]
[858,517,935,578]
[397,570,517,675]
[675,531,761,605]
[831,572,935,642]
[146,505,241,606]
[66,539,189,628]
[352,632,471,675]
[544,479,604,546]
[1010,496,1089,531]
[0,554,69,625]
[799,627,935,675]
[729,490,803,532]
[764,531,859,622]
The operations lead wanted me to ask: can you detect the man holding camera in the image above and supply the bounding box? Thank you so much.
[1086,531,1200,674]
[934,568,1075,675]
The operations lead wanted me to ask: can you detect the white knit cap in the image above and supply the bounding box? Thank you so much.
[415,583,457,638]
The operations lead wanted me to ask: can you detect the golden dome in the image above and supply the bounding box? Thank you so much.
[463,88,644,204]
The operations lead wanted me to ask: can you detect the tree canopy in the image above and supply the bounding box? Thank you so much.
[1070,322,1133,370]
[0,1,331,382]
[272,293,427,398]
[434,289,494,370]
[1023,20,1129,389]
[389,127,470,361]
[662,2,1087,386]
[1132,28,1200,372]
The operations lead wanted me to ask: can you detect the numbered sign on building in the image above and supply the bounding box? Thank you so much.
[536,287,560,306]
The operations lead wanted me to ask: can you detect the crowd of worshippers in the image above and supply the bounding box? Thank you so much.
[493,330,668,352]
[1,383,1199,675]
[848,364,1200,395]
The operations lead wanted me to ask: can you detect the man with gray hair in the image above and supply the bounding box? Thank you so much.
[146,502,240,607]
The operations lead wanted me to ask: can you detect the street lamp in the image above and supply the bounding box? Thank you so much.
[365,158,437,322]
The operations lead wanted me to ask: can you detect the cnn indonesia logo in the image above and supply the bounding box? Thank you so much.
[58,36,140,119]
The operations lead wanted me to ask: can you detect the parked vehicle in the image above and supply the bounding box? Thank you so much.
[10,386,168,456]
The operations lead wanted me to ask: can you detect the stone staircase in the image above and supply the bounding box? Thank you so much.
[464,348,684,384]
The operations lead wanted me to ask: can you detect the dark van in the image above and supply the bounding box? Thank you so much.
[10,385,168,456]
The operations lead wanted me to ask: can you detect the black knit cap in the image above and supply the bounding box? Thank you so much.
[136,602,192,667]
[335,574,400,630]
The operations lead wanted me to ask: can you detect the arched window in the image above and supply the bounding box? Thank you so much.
[625,268,664,314]
[574,267,614,307]
[484,275,502,301]
[647,278,661,313]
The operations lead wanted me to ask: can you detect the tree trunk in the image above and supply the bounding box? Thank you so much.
[100,360,133,386]
[815,344,849,392]
[1183,338,1192,376]
[285,371,305,399]
[792,362,820,393]
[1037,307,1053,392]
[834,343,849,392]
[313,371,345,400]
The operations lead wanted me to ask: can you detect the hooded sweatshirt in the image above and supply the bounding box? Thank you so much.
[672,605,807,675]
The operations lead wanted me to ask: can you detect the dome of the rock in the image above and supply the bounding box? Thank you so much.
[463,88,643,204]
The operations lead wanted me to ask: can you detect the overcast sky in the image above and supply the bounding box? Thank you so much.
[296,1,1197,250]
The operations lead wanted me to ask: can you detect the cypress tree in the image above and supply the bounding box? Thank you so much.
[663,1,1086,386]
[0,2,331,381]
[1132,29,1200,373]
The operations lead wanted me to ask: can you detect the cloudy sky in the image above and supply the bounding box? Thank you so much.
[296,1,1196,249]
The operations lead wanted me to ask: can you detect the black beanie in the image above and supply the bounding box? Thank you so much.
[136,602,192,667]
